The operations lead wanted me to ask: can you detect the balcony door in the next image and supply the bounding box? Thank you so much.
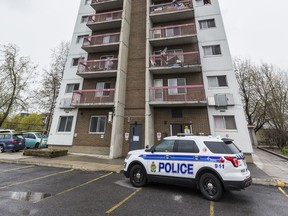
[154,79,163,101]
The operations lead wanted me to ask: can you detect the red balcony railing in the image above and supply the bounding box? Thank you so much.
[83,33,120,47]
[150,24,196,39]
[78,59,118,74]
[72,89,115,106]
[150,52,200,68]
[149,85,205,103]
[87,10,122,24]
[150,0,192,14]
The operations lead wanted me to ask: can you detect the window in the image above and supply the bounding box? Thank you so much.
[81,16,89,23]
[168,78,186,95]
[89,116,106,133]
[207,76,227,87]
[72,57,84,66]
[204,141,240,154]
[58,116,73,132]
[153,140,175,152]
[203,45,221,56]
[214,116,237,130]
[165,27,180,37]
[199,19,216,29]
[65,83,80,93]
[175,140,199,153]
[195,0,211,6]
[96,82,111,97]
[85,0,91,5]
[76,35,89,44]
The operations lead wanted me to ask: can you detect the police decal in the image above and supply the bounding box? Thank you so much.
[159,162,193,174]
[151,162,157,173]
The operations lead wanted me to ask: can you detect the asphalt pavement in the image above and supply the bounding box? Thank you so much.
[0,147,287,187]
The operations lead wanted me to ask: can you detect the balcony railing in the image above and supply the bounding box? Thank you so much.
[150,0,192,14]
[91,0,123,12]
[87,10,122,31]
[82,33,120,53]
[150,23,196,39]
[71,89,115,107]
[150,52,200,68]
[149,85,206,104]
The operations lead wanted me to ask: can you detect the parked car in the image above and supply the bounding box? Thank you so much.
[22,132,48,149]
[0,133,26,152]
[0,129,15,133]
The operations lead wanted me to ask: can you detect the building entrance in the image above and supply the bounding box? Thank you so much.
[129,124,142,151]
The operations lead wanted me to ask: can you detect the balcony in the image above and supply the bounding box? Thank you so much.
[71,89,115,108]
[77,59,118,78]
[82,33,120,53]
[150,0,194,23]
[149,85,206,107]
[150,24,197,46]
[149,52,201,74]
[91,0,124,13]
[87,10,122,31]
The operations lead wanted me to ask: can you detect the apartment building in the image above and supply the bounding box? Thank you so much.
[48,0,253,159]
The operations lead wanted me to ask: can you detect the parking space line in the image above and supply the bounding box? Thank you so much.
[106,188,142,214]
[210,201,214,216]
[0,169,74,190]
[0,165,35,173]
[33,172,113,203]
[278,187,288,198]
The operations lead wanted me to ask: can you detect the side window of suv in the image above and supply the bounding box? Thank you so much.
[4,134,11,139]
[175,140,200,153]
[204,141,240,154]
[154,140,175,152]
[0,134,3,139]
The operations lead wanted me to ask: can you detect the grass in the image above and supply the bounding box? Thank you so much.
[281,147,288,156]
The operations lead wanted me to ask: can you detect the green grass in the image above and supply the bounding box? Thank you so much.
[281,147,288,156]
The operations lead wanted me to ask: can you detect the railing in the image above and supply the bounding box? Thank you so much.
[150,23,196,39]
[150,52,200,68]
[82,33,120,47]
[87,10,122,24]
[92,0,114,3]
[71,89,115,106]
[78,59,118,74]
[150,0,192,14]
[149,85,205,102]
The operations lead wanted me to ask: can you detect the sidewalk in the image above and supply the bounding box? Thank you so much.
[0,148,287,187]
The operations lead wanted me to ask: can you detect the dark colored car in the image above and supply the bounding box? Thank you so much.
[0,133,26,153]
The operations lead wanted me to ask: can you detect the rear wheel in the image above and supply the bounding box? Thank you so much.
[0,145,4,153]
[199,173,223,201]
[34,143,40,149]
[129,165,147,187]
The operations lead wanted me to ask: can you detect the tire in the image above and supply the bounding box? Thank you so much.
[0,145,4,153]
[34,143,40,149]
[129,164,147,187]
[199,173,223,201]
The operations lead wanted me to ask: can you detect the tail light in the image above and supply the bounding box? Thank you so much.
[224,156,239,167]
[10,139,19,145]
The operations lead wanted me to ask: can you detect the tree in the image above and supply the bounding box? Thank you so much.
[35,41,70,131]
[0,44,37,127]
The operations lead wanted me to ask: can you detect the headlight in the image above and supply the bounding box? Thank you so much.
[125,154,132,160]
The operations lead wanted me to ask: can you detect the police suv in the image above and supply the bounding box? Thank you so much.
[123,135,252,201]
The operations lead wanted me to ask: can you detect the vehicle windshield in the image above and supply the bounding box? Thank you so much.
[35,133,48,138]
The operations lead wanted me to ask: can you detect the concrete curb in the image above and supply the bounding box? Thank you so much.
[252,178,288,188]
[257,147,288,161]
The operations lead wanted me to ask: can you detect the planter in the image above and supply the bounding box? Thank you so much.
[23,148,68,158]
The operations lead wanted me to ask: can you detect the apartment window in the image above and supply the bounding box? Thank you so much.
[76,35,89,44]
[203,45,221,56]
[207,76,228,87]
[85,0,91,5]
[81,16,89,23]
[196,0,211,6]
[58,116,73,132]
[65,83,80,93]
[168,78,186,95]
[214,116,237,130]
[89,116,106,133]
[96,82,111,97]
[72,57,84,66]
[199,19,216,29]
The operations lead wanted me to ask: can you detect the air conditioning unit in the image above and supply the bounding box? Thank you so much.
[59,98,73,109]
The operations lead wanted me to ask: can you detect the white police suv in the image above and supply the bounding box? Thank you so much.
[123,135,252,201]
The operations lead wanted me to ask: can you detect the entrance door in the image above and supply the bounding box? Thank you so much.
[170,124,192,136]
[129,124,142,151]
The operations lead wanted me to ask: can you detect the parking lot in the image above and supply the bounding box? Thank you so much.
[0,163,287,216]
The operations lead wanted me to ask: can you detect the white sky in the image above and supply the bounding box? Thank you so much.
[0,0,287,71]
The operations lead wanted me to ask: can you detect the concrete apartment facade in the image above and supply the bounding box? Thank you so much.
[48,0,253,159]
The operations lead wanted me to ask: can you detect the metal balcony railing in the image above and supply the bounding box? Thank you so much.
[149,85,205,103]
[150,23,196,39]
[150,0,192,14]
[78,59,118,74]
[150,52,200,68]
[87,10,122,24]
[71,89,115,106]
[82,33,120,47]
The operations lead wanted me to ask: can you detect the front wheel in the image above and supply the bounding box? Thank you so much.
[129,165,147,187]
[199,173,223,201]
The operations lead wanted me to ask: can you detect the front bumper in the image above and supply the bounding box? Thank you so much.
[223,176,252,190]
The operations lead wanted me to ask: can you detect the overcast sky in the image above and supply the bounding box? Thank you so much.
[0,0,287,71]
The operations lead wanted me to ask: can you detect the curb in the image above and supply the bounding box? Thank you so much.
[252,178,288,188]
[257,147,288,161]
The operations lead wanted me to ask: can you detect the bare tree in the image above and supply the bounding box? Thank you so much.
[0,44,37,127]
[35,41,70,131]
